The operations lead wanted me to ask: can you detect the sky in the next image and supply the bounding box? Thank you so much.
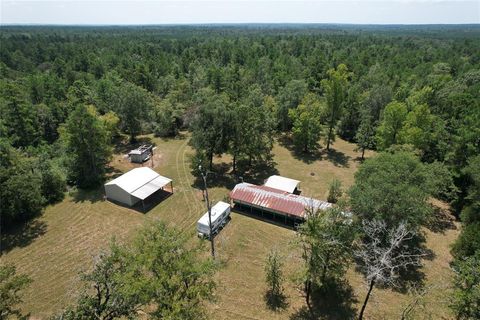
[1,0,479,25]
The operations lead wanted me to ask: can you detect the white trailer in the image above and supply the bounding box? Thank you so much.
[197,201,231,238]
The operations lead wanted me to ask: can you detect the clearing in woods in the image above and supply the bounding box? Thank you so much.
[1,134,459,319]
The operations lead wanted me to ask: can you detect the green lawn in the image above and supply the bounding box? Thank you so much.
[1,134,458,319]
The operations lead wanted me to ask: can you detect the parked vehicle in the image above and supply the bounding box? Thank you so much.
[197,201,231,238]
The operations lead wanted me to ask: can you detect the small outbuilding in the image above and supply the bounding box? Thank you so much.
[128,144,153,163]
[264,175,300,194]
[104,167,173,210]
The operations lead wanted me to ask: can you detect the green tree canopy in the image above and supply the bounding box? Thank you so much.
[55,222,216,320]
[229,87,275,170]
[190,89,232,170]
[297,206,354,308]
[398,103,447,162]
[349,152,435,230]
[321,64,351,150]
[276,80,307,131]
[60,105,112,188]
[111,81,152,142]
[0,82,40,148]
[460,155,480,225]
[376,101,408,150]
[0,139,45,227]
[451,252,480,320]
[0,264,32,320]
[355,115,376,160]
[289,93,322,153]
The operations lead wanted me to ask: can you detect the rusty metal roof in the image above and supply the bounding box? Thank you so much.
[229,183,332,219]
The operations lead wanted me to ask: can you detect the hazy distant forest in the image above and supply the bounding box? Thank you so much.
[1,25,479,319]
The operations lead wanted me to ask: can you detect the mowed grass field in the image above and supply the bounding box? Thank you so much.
[1,134,459,319]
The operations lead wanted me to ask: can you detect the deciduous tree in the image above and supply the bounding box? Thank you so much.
[349,152,434,230]
[289,93,322,153]
[321,64,350,151]
[111,82,152,142]
[297,206,354,309]
[398,103,446,161]
[376,101,408,150]
[190,89,232,170]
[355,116,376,160]
[264,249,284,298]
[55,222,216,320]
[451,252,480,320]
[277,80,307,131]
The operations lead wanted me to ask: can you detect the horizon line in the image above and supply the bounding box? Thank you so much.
[2,22,480,27]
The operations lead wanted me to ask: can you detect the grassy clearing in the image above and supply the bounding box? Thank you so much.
[1,135,458,319]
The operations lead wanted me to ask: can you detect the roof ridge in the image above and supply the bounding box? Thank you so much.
[129,174,161,193]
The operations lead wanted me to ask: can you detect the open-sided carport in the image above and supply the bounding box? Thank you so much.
[104,167,173,212]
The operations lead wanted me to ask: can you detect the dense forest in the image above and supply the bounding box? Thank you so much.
[1,25,479,319]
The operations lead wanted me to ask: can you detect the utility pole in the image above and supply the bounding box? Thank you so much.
[151,146,156,168]
[199,165,215,259]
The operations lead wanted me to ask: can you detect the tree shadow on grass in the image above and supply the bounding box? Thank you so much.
[392,237,434,294]
[265,290,289,311]
[278,135,350,167]
[236,158,280,185]
[290,279,357,320]
[353,156,366,163]
[190,158,279,191]
[392,264,428,294]
[191,162,238,191]
[157,131,188,142]
[321,149,351,168]
[278,135,322,165]
[425,205,457,234]
[105,165,124,180]
[1,219,47,254]
[71,166,127,204]
[71,187,105,203]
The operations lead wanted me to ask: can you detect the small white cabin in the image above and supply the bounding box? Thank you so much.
[197,201,231,237]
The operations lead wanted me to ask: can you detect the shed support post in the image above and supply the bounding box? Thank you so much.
[170,181,173,193]
[142,200,145,213]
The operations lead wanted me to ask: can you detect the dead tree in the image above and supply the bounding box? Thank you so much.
[355,220,425,320]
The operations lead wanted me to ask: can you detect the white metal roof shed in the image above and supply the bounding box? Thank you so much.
[264,175,300,194]
[104,167,172,207]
